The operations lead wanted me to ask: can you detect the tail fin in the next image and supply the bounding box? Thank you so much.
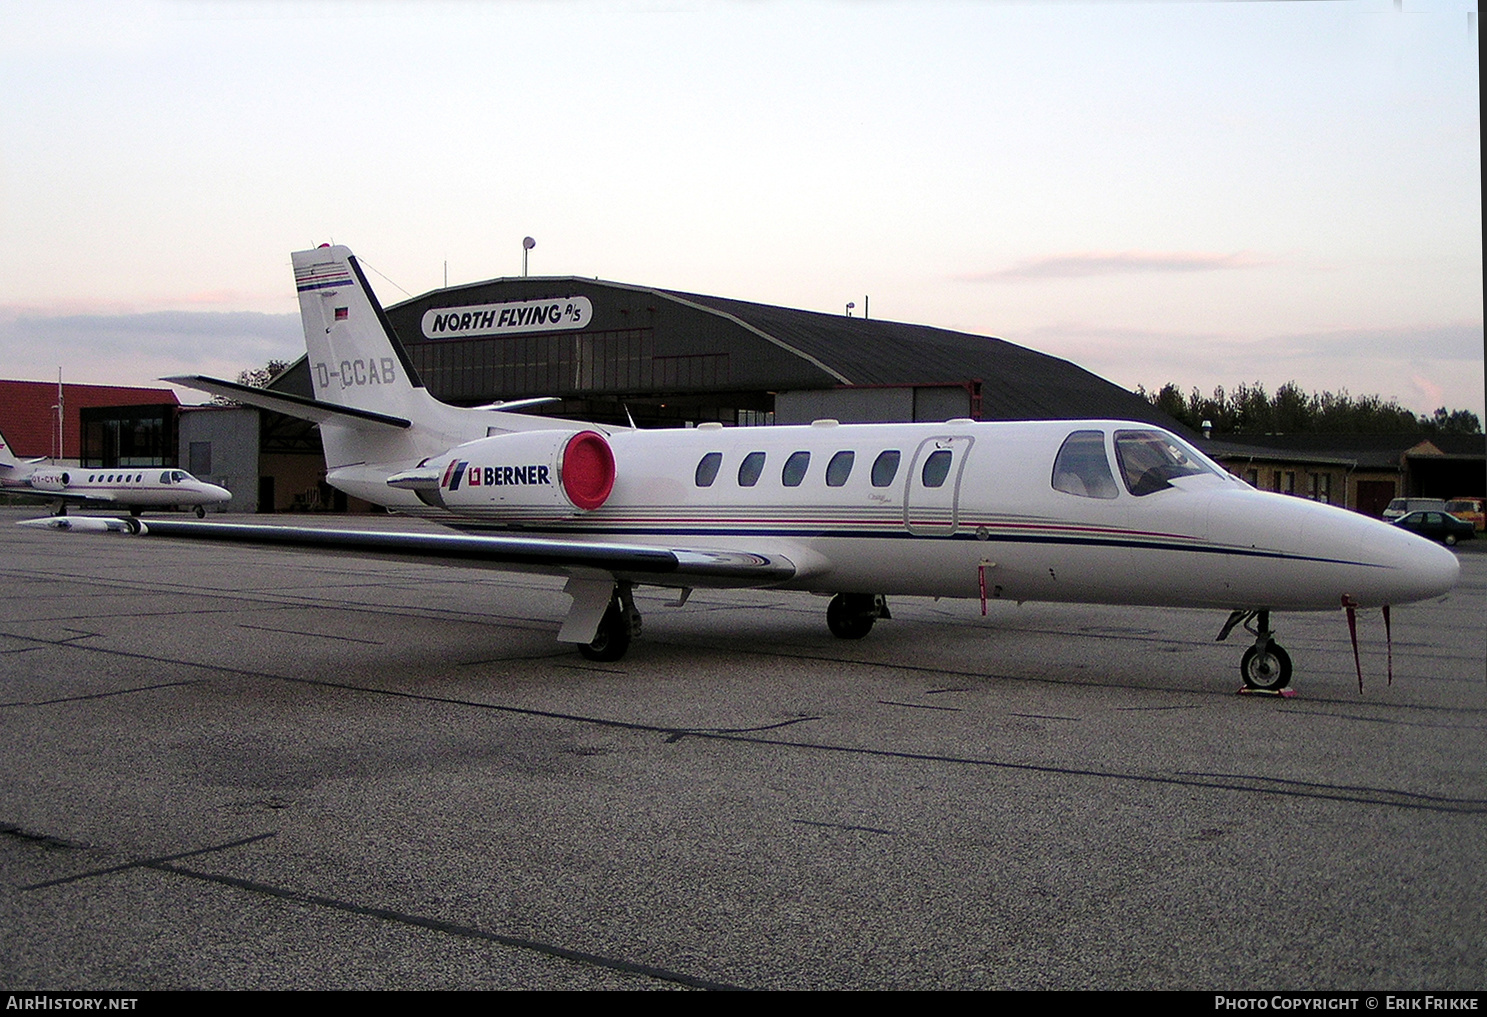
[294,246,428,421]
[285,245,576,475]
[291,245,482,469]
[0,430,28,476]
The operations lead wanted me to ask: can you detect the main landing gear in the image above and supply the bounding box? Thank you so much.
[579,583,642,663]
[826,593,891,640]
[1217,609,1292,691]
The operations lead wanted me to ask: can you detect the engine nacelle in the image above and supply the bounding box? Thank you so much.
[387,429,615,519]
[28,469,70,492]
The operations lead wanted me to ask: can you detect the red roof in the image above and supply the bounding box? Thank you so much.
[0,380,180,459]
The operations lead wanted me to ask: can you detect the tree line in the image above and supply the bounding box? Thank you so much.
[1137,381,1482,436]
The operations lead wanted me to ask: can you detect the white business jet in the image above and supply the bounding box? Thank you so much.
[19,245,1459,690]
[1,432,230,517]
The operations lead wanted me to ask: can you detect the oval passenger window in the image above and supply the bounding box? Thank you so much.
[871,450,901,487]
[921,450,952,488]
[695,452,723,487]
[825,451,854,487]
[782,451,810,487]
[737,451,765,487]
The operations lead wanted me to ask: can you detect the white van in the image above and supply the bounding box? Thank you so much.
[1383,497,1447,521]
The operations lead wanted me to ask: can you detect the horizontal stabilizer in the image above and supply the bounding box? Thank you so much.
[164,376,411,429]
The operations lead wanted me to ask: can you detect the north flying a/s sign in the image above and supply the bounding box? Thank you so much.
[421,297,592,338]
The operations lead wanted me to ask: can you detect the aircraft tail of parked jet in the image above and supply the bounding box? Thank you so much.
[166,246,573,500]
[0,430,42,481]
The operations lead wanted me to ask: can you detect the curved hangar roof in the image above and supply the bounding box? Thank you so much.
[381,275,1174,426]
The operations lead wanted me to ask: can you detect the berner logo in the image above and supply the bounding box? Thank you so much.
[422,297,593,339]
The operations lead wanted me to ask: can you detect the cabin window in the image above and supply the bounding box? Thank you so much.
[825,451,855,487]
[738,452,766,487]
[1114,430,1215,496]
[88,475,96,483]
[1051,430,1118,500]
[695,452,723,487]
[782,451,811,487]
[921,450,953,488]
[871,450,901,487]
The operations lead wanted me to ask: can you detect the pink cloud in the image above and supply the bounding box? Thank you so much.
[962,250,1273,282]
[1410,374,1444,408]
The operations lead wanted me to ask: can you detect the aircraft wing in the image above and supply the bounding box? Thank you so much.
[18,517,800,588]
[50,491,119,503]
[13,488,118,503]
[164,375,411,430]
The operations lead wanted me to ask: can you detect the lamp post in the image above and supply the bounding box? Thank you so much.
[522,236,535,277]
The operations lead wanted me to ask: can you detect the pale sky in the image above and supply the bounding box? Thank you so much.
[1,0,1481,420]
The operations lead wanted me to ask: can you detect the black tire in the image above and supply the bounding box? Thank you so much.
[129,506,142,517]
[194,505,206,518]
[1445,534,1457,546]
[1240,643,1292,691]
[578,602,631,662]
[827,593,876,639]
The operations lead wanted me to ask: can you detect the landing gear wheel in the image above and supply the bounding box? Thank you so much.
[129,507,142,517]
[827,593,877,639]
[194,505,206,518]
[579,600,632,662]
[1240,643,1292,691]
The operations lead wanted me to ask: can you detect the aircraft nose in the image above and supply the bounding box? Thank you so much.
[1368,521,1460,605]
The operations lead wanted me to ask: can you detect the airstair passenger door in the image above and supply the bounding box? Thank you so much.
[904,435,974,536]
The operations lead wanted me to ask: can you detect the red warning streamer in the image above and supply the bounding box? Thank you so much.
[1341,594,1363,694]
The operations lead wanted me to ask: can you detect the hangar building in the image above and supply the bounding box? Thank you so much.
[275,274,1177,431]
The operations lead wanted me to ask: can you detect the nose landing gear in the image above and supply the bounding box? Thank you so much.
[1218,609,1292,691]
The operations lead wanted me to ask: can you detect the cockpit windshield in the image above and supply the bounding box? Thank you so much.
[1113,430,1216,496]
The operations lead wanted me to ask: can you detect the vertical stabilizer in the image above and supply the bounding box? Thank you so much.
[288,244,577,482]
[0,430,33,480]
[292,245,460,469]
[294,246,426,418]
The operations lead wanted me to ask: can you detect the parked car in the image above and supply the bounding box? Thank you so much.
[1444,497,1485,532]
[1391,510,1476,546]
[1382,497,1446,521]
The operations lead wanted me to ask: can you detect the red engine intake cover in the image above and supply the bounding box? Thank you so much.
[560,431,615,510]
